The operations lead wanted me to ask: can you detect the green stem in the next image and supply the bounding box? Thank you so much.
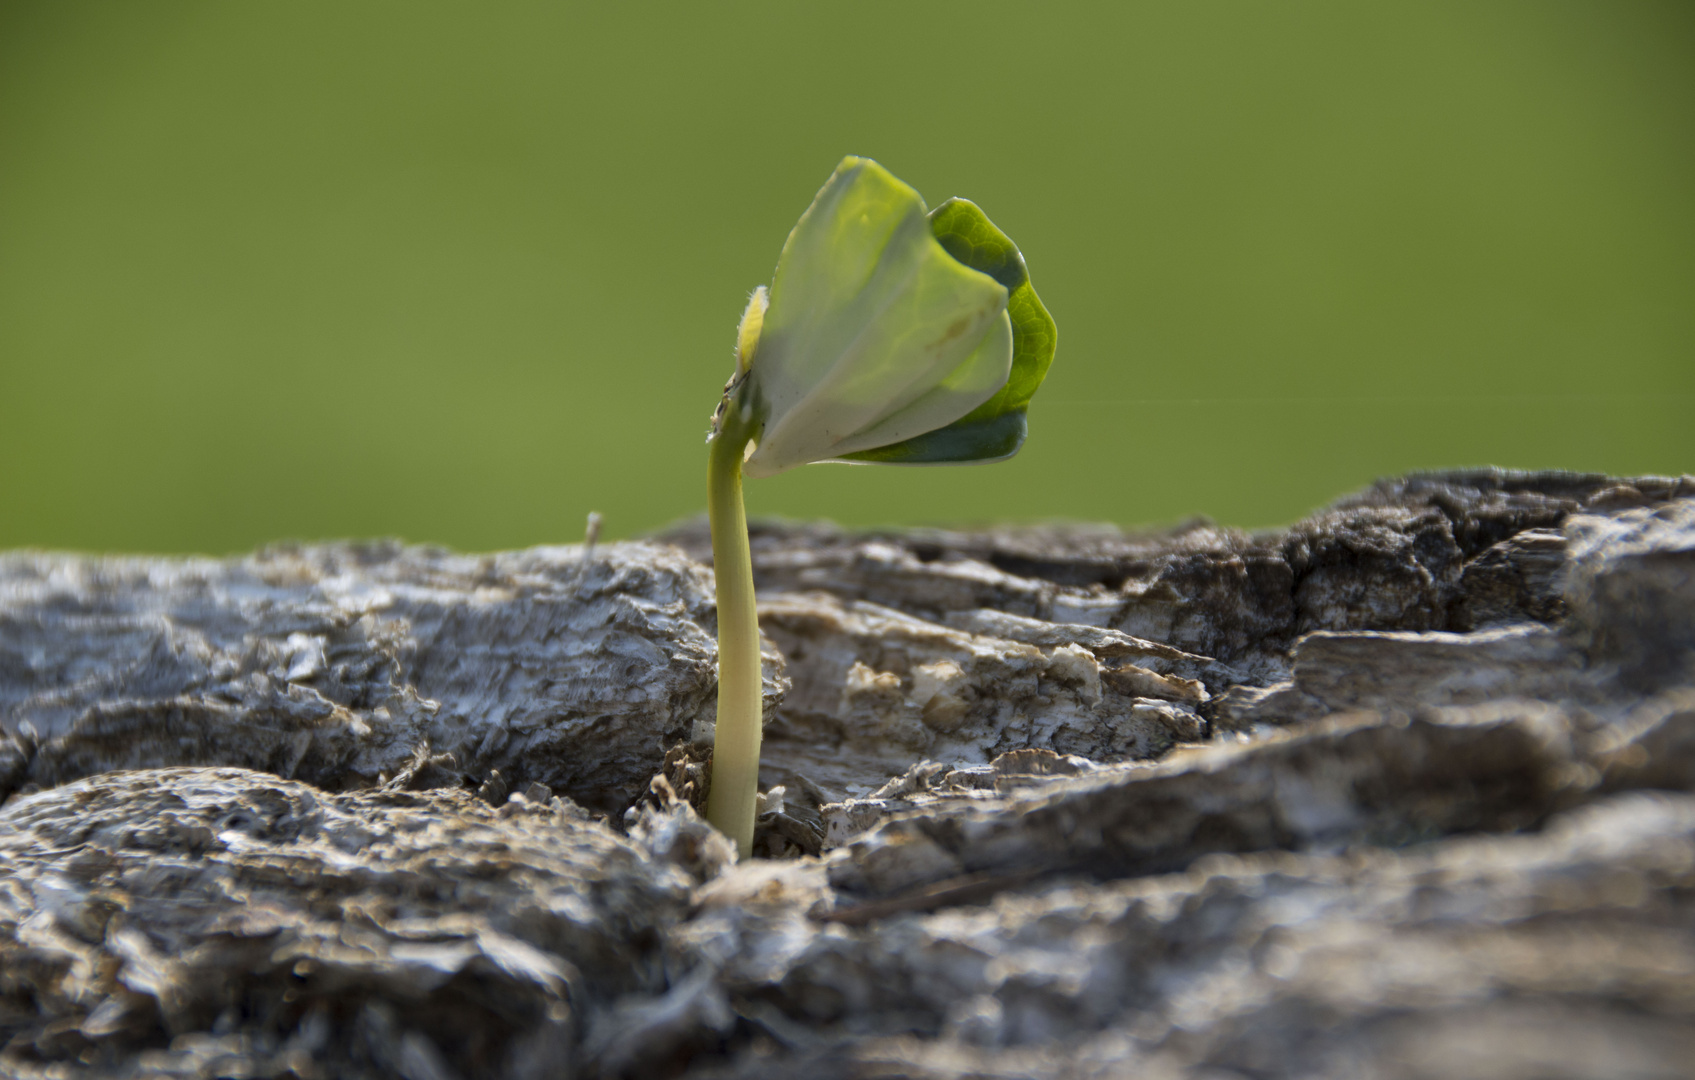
[703,407,762,858]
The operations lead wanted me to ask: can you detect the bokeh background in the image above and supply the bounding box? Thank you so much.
[2,2,1691,554]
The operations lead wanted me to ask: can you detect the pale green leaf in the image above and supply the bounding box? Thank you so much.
[840,197,1056,465]
[740,158,1013,478]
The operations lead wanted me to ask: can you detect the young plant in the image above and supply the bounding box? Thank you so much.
[704,156,1057,856]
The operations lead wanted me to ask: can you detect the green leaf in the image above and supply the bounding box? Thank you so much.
[841,197,1057,465]
[741,158,1015,478]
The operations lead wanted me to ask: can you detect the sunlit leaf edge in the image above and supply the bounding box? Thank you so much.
[840,198,1056,465]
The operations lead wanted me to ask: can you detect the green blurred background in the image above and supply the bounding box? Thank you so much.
[2,2,1691,554]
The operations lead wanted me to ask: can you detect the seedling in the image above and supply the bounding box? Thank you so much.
[704,157,1057,856]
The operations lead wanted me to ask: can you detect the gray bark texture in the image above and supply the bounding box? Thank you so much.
[2,469,1693,1079]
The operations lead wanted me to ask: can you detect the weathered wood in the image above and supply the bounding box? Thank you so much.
[0,541,788,812]
[2,470,1693,1078]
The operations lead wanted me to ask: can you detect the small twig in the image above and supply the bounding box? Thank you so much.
[583,511,603,558]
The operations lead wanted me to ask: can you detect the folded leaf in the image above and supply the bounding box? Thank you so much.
[739,158,1014,479]
[839,198,1057,465]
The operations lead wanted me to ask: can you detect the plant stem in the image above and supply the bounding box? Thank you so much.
[704,408,761,858]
